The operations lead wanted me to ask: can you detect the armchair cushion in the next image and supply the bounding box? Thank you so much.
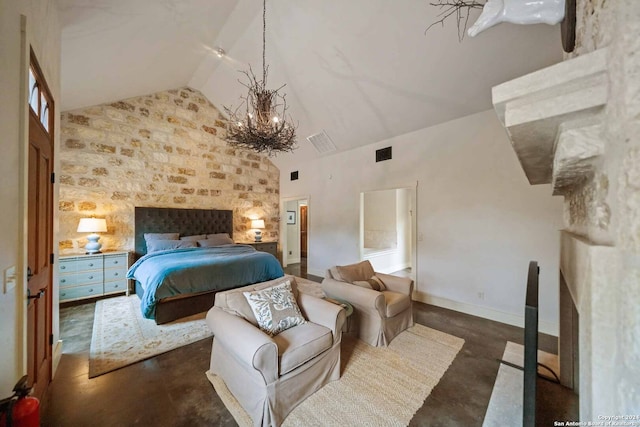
[273,322,332,375]
[382,291,411,317]
[243,280,307,336]
[336,260,375,283]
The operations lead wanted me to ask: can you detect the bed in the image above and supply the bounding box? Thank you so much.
[129,207,284,324]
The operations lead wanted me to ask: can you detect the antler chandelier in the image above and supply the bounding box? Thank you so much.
[223,0,297,156]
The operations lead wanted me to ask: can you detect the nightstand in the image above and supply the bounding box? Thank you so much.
[58,251,131,302]
[247,241,278,258]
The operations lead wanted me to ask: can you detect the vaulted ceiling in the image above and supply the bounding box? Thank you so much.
[57,0,563,168]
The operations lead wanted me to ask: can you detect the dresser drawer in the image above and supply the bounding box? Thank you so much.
[104,280,127,294]
[59,271,102,287]
[58,260,76,273]
[104,268,126,282]
[249,242,278,257]
[59,283,102,301]
[75,257,103,272]
[104,254,127,269]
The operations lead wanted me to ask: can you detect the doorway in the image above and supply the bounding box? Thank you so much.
[281,197,309,276]
[360,186,416,280]
[26,50,54,400]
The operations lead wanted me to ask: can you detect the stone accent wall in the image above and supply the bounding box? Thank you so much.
[58,87,280,254]
[565,0,640,415]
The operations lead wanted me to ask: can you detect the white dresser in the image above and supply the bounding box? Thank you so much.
[58,251,130,302]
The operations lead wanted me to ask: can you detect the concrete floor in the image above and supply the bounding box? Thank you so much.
[41,267,577,426]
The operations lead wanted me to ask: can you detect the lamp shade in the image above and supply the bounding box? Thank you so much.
[250,219,265,230]
[77,218,107,233]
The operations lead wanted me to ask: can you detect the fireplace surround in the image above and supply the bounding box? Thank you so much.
[492,26,639,416]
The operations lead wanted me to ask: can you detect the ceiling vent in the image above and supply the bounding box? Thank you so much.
[307,130,337,154]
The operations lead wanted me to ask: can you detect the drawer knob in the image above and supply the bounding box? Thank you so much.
[61,266,66,270]
[61,279,66,283]
[114,272,119,276]
[113,260,119,264]
[88,276,93,280]
[89,263,94,267]
[114,284,119,288]
[61,292,66,297]
[89,288,94,292]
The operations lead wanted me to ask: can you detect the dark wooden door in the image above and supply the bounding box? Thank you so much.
[300,205,308,258]
[27,54,54,400]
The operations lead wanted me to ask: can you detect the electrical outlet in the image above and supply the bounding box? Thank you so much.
[418,233,424,242]
[477,291,485,300]
[289,251,292,255]
[3,265,16,294]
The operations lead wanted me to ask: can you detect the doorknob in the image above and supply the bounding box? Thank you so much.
[27,288,46,300]
[27,266,34,281]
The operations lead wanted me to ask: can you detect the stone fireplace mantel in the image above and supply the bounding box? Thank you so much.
[492,48,608,196]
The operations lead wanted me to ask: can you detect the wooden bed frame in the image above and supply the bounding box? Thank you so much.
[133,207,234,324]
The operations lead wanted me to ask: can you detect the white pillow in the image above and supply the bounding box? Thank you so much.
[146,239,197,253]
[207,233,232,240]
[180,234,207,241]
[199,234,234,247]
[243,280,307,336]
[144,232,179,242]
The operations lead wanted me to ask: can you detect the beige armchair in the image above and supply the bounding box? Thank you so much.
[322,260,414,347]
[206,275,346,427]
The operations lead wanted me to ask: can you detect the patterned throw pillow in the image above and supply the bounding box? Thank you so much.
[353,275,387,291]
[243,280,307,336]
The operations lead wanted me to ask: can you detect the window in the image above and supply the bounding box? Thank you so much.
[40,92,49,131]
[28,53,53,134]
[29,68,39,113]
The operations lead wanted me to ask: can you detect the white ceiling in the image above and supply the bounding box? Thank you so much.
[58,0,563,168]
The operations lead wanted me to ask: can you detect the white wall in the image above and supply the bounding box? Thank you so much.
[280,110,563,334]
[363,189,397,249]
[0,0,61,395]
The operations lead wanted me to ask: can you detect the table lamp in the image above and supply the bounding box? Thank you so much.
[250,219,265,242]
[77,217,108,254]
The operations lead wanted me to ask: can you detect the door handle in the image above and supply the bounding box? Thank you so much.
[27,288,46,300]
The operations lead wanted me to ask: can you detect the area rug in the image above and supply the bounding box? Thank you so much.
[207,324,465,426]
[88,276,323,379]
[482,341,559,426]
[89,295,212,378]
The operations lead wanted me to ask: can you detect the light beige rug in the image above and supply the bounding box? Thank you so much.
[208,324,465,426]
[89,295,212,378]
[482,341,559,426]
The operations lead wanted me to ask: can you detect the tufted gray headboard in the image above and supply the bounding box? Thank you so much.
[134,207,233,259]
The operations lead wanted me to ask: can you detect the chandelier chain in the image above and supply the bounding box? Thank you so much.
[262,0,266,84]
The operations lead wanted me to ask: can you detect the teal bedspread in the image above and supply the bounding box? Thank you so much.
[127,245,284,319]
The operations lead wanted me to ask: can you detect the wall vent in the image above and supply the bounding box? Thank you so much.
[290,171,299,181]
[307,130,337,154]
[376,146,392,162]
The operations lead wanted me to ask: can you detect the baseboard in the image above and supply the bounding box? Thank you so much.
[413,291,558,337]
[287,257,301,264]
[307,267,325,278]
[52,340,63,379]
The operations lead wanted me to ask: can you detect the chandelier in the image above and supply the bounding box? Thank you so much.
[223,0,297,156]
